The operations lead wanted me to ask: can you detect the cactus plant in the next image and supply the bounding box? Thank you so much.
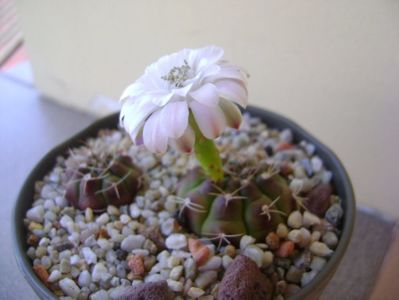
[65,155,142,210]
[176,165,296,246]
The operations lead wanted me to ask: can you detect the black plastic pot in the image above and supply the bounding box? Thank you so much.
[13,106,355,299]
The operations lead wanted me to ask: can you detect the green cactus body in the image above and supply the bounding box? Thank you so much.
[65,155,142,210]
[177,167,294,245]
[256,174,296,213]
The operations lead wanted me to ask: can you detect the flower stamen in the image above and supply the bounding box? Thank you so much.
[161,59,191,88]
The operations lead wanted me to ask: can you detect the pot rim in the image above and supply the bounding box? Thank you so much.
[13,105,355,299]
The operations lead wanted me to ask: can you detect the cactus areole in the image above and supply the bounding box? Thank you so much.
[176,166,296,246]
[65,155,142,210]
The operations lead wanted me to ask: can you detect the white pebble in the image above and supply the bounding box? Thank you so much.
[90,290,109,300]
[222,255,233,269]
[145,274,164,283]
[302,211,321,228]
[195,271,217,289]
[96,213,110,225]
[199,256,222,271]
[59,215,73,229]
[82,247,97,265]
[165,234,187,250]
[161,218,179,236]
[184,258,196,279]
[242,245,263,267]
[92,263,110,282]
[70,254,81,265]
[167,279,184,292]
[120,214,131,224]
[167,255,182,268]
[129,204,141,218]
[240,235,256,250]
[47,270,62,283]
[311,156,323,173]
[107,205,120,216]
[188,287,206,298]
[287,211,303,229]
[287,228,311,247]
[276,223,289,238]
[169,266,183,280]
[262,251,274,267]
[280,129,293,143]
[322,231,338,248]
[311,231,321,242]
[289,179,304,193]
[59,278,80,298]
[310,256,327,271]
[26,206,44,223]
[121,235,145,251]
[85,208,94,222]
[309,242,333,257]
[97,238,113,251]
[301,270,317,286]
[78,270,91,287]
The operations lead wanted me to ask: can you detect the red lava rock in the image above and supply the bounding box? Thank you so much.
[128,255,145,276]
[217,255,273,300]
[276,143,294,152]
[33,265,50,287]
[188,238,211,267]
[305,184,333,217]
[117,281,173,300]
[276,241,295,258]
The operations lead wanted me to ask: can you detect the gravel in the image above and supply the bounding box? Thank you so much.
[24,114,344,299]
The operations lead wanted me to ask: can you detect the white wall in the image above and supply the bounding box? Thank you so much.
[16,0,399,217]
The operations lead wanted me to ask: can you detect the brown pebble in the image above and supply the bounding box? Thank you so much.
[118,280,173,300]
[276,241,295,258]
[266,232,280,250]
[217,255,273,300]
[97,228,110,239]
[33,265,49,286]
[142,226,165,250]
[188,238,211,267]
[27,234,39,246]
[280,163,294,177]
[305,184,332,217]
[128,255,145,276]
[284,284,301,297]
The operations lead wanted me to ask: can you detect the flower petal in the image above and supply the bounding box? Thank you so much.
[214,79,248,108]
[149,91,174,106]
[190,100,226,139]
[120,95,158,141]
[159,101,189,138]
[120,82,145,101]
[189,83,219,107]
[196,45,224,69]
[174,125,195,153]
[143,110,168,153]
[206,63,247,83]
[219,98,242,129]
[173,83,194,97]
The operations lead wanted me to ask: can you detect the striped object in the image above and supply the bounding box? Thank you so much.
[0,0,22,66]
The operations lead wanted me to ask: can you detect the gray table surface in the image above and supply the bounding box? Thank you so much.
[0,67,395,299]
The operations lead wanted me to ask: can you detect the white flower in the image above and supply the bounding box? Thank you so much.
[120,45,248,153]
